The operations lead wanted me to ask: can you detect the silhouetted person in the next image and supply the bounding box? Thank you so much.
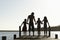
[20,19,28,35]
[27,12,36,36]
[36,18,43,36]
[42,16,50,36]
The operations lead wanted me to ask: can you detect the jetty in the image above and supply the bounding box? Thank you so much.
[13,23,59,40]
[14,23,53,40]
[14,35,60,40]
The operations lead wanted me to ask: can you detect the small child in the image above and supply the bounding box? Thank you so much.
[36,18,43,36]
[20,19,28,35]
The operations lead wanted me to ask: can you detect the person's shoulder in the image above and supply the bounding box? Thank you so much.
[28,15,30,17]
[28,15,31,17]
[23,21,24,23]
[37,21,39,23]
[33,15,35,18]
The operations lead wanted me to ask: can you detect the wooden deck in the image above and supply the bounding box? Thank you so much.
[14,35,60,40]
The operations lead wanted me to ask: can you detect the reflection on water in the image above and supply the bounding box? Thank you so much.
[0,31,60,40]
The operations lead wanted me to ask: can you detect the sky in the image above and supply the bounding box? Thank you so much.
[0,0,60,30]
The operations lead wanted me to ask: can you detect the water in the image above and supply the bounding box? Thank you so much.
[51,31,60,39]
[0,32,19,40]
[0,31,60,40]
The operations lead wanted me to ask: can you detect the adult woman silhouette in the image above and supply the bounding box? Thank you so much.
[42,16,50,36]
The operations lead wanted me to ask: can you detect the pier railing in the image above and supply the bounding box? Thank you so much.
[19,26,51,38]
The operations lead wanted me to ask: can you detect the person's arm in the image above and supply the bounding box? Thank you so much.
[27,18,28,23]
[34,16,36,23]
[27,16,29,23]
[20,22,23,27]
[26,22,29,24]
[41,21,43,24]
[48,22,50,27]
[47,20,50,27]
[35,21,37,25]
[48,22,51,31]
[42,19,44,22]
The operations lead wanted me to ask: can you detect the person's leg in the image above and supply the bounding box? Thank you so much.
[44,28,45,36]
[39,30,41,36]
[29,24,31,36]
[38,31,40,36]
[46,28,47,36]
[32,24,34,36]
[37,28,40,36]
[45,24,47,36]
[24,31,26,35]
[44,28,47,36]
[38,27,40,36]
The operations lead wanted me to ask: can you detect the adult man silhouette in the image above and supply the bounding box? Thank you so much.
[27,12,36,36]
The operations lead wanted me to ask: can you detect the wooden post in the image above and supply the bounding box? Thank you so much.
[48,26,51,37]
[14,34,16,39]
[19,26,21,38]
[2,36,6,40]
[55,34,58,39]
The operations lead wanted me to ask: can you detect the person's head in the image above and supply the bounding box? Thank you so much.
[44,16,47,20]
[31,12,34,16]
[38,18,40,21]
[24,19,26,21]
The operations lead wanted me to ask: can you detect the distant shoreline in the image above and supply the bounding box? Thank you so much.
[0,30,60,32]
[0,30,19,32]
[0,25,60,32]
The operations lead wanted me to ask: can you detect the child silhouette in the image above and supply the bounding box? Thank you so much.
[36,18,43,36]
[20,19,28,35]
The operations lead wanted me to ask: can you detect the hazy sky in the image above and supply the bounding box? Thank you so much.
[0,0,60,30]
